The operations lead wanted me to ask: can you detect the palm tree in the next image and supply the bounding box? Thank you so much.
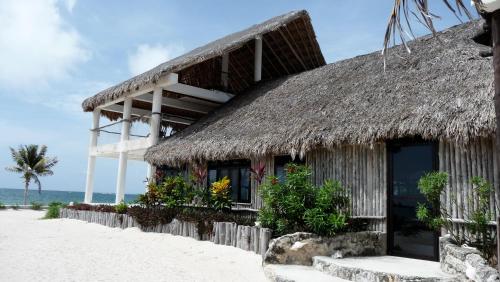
[5,145,58,205]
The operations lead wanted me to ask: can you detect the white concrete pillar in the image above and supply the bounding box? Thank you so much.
[149,88,162,144]
[115,98,132,204]
[254,36,262,82]
[221,52,229,89]
[147,88,163,181]
[84,108,100,203]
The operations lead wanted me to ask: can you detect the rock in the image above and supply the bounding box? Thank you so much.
[263,231,386,266]
[439,236,499,281]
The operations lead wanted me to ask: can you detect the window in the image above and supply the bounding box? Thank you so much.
[274,155,305,183]
[207,159,251,203]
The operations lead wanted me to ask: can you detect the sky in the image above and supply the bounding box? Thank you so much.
[0,0,478,194]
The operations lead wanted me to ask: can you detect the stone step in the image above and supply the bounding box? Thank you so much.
[313,256,460,282]
[264,264,350,282]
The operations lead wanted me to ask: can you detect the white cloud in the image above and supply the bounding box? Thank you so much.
[128,44,184,76]
[0,0,88,89]
[61,0,77,13]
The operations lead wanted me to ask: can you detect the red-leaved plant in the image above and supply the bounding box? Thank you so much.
[250,162,266,185]
[192,164,207,187]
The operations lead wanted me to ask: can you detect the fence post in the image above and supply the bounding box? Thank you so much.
[498,216,500,272]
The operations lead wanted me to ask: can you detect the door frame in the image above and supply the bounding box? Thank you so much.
[386,138,440,261]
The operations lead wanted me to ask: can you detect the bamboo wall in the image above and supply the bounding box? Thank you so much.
[306,144,387,232]
[439,138,499,223]
[182,137,499,232]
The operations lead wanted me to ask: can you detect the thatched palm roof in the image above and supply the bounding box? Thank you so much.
[145,20,494,166]
[82,10,324,113]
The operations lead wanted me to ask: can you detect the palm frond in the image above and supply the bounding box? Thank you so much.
[5,166,23,173]
[383,0,479,56]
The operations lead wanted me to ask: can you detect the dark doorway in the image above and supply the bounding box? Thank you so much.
[387,140,439,261]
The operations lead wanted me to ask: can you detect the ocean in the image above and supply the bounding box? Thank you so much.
[0,188,139,205]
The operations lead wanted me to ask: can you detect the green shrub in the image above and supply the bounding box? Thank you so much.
[44,202,63,219]
[416,172,497,264]
[259,164,351,237]
[303,180,350,236]
[115,201,128,214]
[258,164,316,235]
[0,202,6,210]
[30,201,42,210]
[137,175,194,208]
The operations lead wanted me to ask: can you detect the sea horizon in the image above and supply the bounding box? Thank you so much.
[0,187,139,205]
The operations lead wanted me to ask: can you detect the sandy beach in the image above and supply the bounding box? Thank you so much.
[0,210,267,282]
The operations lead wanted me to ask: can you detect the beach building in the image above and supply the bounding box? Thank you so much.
[82,10,498,261]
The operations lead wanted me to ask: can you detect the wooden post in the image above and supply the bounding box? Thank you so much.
[498,216,500,272]
[84,108,100,203]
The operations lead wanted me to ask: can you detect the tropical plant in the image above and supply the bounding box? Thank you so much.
[30,201,42,210]
[210,176,232,211]
[0,202,5,210]
[115,201,128,214]
[304,180,350,236]
[250,161,266,185]
[191,164,210,207]
[137,181,163,207]
[44,202,64,219]
[416,172,497,264]
[383,1,476,55]
[5,145,58,205]
[259,164,314,235]
[137,176,194,208]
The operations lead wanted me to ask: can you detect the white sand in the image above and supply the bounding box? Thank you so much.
[0,210,267,282]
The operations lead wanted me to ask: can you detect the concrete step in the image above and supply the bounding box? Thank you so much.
[264,264,350,282]
[313,256,460,282]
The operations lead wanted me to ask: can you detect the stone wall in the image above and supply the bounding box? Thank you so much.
[59,208,271,256]
[263,231,386,266]
[439,236,499,282]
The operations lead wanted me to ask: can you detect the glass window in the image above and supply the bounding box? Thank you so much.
[207,159,251,203]
[240,168,250,202]
[208,169,217,184]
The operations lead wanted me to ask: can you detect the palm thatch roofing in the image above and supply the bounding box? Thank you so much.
[145,20,494,166]
[82,9,325,122]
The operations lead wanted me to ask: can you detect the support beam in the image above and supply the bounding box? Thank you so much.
[84,108,100,203]
[115,98,132,204]
[278,28,307,70]
[164,83,234,103]
[104,104,194,126]
[254,36,262,82]
[97,73,179,110]
[221,52,229,90]
[134,93,216,114]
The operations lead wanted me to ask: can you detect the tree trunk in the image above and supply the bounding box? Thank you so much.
[24,181,28,206]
